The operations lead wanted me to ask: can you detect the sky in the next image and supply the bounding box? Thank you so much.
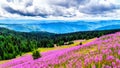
[0,0,120,20]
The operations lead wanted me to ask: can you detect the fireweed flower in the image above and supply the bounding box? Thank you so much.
[103,65,112,68]
[112,62,116,67]
[106,56,115,61]
[94,55,102,63]
[102,49,112,55]
[118,50,120,55]
[2,32,120,68]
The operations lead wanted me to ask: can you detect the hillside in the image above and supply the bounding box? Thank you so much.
[1,32,120,68]
[1,27,120,60]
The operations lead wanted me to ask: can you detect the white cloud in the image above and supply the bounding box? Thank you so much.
[0,0,120,20]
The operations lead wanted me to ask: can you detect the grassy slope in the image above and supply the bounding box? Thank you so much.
[29,38,96,53]
[0,38,96,65]
[1,32,120,68]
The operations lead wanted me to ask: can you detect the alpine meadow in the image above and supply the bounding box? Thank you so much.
[1,0,120,68]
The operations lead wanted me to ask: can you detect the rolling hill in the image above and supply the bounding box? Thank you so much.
[1,31,120,68]
[1,27,120,61]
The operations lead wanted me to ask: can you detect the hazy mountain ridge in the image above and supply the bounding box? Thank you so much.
[95,25,120,30]
[0,20,120,33]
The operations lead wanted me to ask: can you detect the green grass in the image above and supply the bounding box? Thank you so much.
[37,38,96,53]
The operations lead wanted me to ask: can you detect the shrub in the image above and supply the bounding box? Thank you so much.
[32,50,41,59]
[79,42,82,45]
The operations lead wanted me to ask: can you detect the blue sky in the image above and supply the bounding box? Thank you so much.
[0,0,120,20]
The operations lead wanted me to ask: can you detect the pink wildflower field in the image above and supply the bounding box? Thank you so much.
[1,32,120,68]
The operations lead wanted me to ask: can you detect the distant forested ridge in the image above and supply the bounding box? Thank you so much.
[0,27,120,60]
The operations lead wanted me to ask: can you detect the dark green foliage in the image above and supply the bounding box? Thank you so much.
[79,42,82,45]
[57,41,64,46]
[0,27,120,60]
[68,41,74,45]
[32,50,41,59]
[54,29,120,44]
[0,56,2,60]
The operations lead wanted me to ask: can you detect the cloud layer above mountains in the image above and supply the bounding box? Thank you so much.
[0,0,120,19]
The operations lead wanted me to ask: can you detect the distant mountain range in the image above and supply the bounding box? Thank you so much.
[0,20,120,33]
[95,25,120,30]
